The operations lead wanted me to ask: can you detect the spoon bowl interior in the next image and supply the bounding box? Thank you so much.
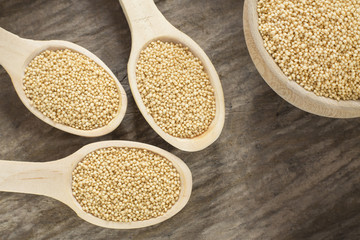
[128,35,225,152]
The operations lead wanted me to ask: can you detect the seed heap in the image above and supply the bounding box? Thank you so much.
[136,40,216,138]
[258,0,360,101]
[72,147,181,222]
[23,49,120,130]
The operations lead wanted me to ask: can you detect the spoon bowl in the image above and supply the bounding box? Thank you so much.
[0,28,128,136]
[0,140,192,229]
[119,0,225,151]
[243,0,360,118]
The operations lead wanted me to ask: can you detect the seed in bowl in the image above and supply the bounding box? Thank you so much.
[136,40,216,139]
[23,49,120,130]
[72,147,181,222]
[257,0,360,101]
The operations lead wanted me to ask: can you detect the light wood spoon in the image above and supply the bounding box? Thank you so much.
[0,27,128,136]
[119,0,225,151]
[244,0,360,118]
[0,140,192,229]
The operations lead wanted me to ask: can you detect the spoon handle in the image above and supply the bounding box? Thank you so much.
[0,28,38,79]
[119,0,175,45]
[0,160,66,200]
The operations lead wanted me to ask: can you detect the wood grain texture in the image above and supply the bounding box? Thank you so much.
[0,0,359,239]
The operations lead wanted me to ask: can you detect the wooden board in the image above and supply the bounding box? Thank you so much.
[0,0,359,239]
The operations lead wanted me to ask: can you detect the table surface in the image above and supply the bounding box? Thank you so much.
[0,0,359,239]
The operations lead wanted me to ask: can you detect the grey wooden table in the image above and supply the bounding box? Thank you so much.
[0,0,359,239]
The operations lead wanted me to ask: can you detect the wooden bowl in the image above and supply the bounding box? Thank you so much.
[243,0,360,118]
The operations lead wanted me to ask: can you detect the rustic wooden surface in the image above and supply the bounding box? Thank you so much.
[0,0,359,239]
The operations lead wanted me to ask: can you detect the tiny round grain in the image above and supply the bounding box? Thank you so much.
[23,49,120,130]
[136,40,216,138]
[72,147,181,222]
[257,0,360,101]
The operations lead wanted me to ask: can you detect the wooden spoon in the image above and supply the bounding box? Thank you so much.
[243,0,360,118]
[0,27,128,136]
[119,0,225,151]
[0,140,192,229]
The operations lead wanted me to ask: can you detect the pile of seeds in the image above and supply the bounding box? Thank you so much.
[136,40,216,138]
[23,49,120,130]
[72,147,181,222]
[257,0,360,101]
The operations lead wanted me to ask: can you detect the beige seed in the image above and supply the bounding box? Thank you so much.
[23,49,121,130]
[71,147,181,222]
[136,40,216,138]
[258,0,360,101]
